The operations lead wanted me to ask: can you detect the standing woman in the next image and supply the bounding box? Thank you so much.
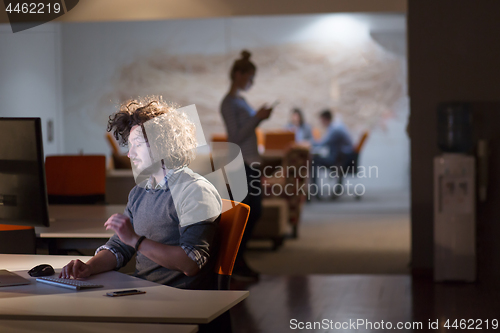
[220,50,273,281]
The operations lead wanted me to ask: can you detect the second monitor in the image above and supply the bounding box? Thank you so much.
[0,117,50,227]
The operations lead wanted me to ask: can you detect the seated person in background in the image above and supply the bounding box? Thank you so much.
[285,108,313,143]
[311,109,354,184]
[60,97,222,290]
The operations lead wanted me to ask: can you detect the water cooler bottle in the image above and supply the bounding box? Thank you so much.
[434,103,476,282]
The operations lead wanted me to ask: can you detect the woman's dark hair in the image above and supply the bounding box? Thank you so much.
[107,96,170,146]
[230,50,256,80]
[292,108,305,127]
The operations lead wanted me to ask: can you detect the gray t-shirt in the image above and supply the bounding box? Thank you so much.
[100,167,222,290]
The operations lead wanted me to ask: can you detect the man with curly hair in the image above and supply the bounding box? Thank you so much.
[59,97,222,290]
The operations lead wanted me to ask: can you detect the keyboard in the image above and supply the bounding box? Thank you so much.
[36,277,104,290]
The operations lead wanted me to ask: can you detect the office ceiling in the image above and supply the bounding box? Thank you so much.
[0,0,406,24]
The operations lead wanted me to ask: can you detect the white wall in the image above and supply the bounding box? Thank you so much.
[61,18,227,155]
[226,15,409,192]
[0,14,408,192]
[60,14,409,192]
[0,23,64,157]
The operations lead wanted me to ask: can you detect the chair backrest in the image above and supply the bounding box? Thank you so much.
[264,131,295,150]
[105,133,131,170]
[45,155,106,204]
[105,133,121,155]
[255,128,265,147]
[211,134,228,142]
[355,131,369,153]
[215,199,250,290]
[212,130,265,146]
[341,131,369,175]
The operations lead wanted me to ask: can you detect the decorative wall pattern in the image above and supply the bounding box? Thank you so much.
[62,14,409,190]
[105,40,405,141]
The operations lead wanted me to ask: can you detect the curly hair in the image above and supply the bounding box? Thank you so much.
[107,96,197,169]
[107,96,168,146]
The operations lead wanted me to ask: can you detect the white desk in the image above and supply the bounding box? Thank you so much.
[38,205,126,239]
[0,255,248,325]
[1,254,94,271]
[35,205,125,252]
[0,257,158,300]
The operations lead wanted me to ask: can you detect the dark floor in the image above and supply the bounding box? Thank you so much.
[230,275,500,333]
[247,191,411,275]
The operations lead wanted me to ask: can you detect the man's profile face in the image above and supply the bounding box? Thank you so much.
[127,125,153,172]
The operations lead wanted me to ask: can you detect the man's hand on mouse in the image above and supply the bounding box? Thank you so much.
[104,213,140,247]
[59,259,91,279]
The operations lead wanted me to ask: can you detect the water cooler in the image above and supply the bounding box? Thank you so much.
[434,103,476,282]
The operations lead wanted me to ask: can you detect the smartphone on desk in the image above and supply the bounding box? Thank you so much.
[105,289,146,297]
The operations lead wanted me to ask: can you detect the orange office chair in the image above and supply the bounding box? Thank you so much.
[348,130,369,175]
[334,131,370,200]
[45,155,106,204]
[105,133,131,169]
[263,131,295,150]
[355,131,369,154]
[0,225,36,254]
[206,200,249,333]
[338,130,369,178]
[211,130,264,147]
[215,199,250,290]
[211,134,228,143]
[255,128,265,147]
[316,131,370,201]
[105,132,121,156]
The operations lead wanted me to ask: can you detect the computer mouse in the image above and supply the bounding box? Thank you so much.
[28,264,55,277]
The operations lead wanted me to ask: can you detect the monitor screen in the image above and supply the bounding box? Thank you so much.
[0,118,49,227]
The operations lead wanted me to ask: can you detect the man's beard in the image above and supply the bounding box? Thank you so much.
[133,160,163,185]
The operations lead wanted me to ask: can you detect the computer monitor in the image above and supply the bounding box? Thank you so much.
[0,118,50,227]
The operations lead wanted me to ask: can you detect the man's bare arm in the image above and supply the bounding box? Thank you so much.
[86,249,118,275]
[59,249,117,279]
